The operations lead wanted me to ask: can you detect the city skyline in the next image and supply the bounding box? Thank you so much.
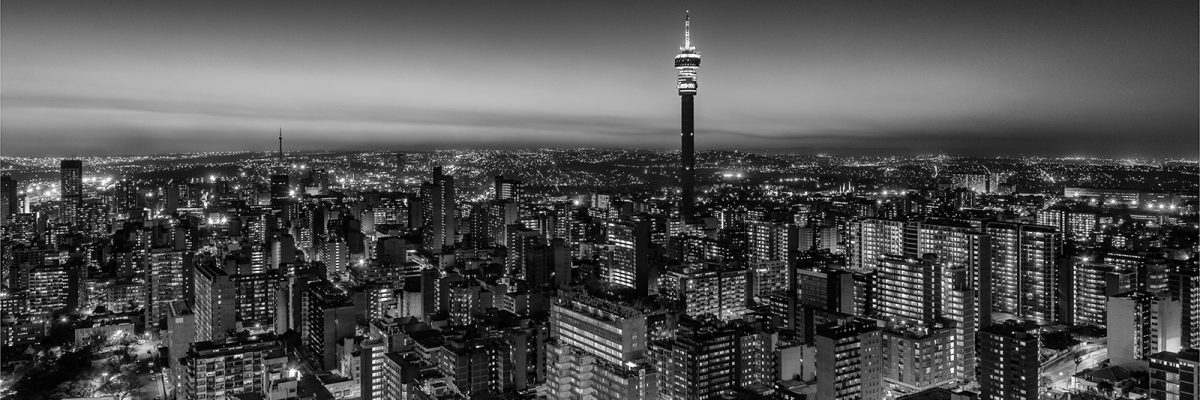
[3,1,1197,158]
[2,2,1199,400]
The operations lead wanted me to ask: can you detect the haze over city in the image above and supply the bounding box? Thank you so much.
[2,1,1197,157]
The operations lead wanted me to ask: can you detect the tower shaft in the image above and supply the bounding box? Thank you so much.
[674,12,700,217]
[681,95,695,216]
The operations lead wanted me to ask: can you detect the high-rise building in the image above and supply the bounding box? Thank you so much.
[420,166,456,251]
[494,175,523,202]
[815,316,884,400]
[651,320,777,399]
[28,264,80,315]
[848,218,906,271]
[942,266,977,385]
[985,222,1060,324]
[194,263,236,342]
[661,265,749,321]
[147,248,188,325]
[1108,291,1181,366]
[977,321,1039,400]
[1175,349,1199,400]
[796,267,856,342]
[526,238,571,288]
[883,325,957,394]
[60,159,83,226]
[303,280,357,370]
[488,199,520,246]
[747,220,793,264]
[674,13,700,216]
[910,220,992,326]
[166,301,195,390]
[322,237,349,279]
[180,332,289,400]
[506,224,542,283]
[358,337,388,400]
[1166,267,1200,350]
[1150,350,1190,400]
[1072,262,1137,327]
[876,255,941,325]
[546,291,658,400]
[600,217,651,295]
[0,175,17,224]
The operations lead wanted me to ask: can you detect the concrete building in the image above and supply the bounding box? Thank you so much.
[815,316,884,400]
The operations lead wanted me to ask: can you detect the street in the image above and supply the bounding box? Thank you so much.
[1043,338,1108,391]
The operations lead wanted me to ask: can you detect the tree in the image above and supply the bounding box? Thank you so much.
[1096,381,1114,396]
[104,375,138,400]
[1042,331,1079,350]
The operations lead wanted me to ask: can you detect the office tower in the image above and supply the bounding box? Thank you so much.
[60,159,83,226]
[796,267,856,342]
[180,332,289,400]
[815,316,884,400]
[114,178,140,213]
[194,263,236,342]
[447,280,482,325]
[303,280,357,370]
[1108,291,1182,366]
[420,166,456,251]
[651,321,777,399]
[494,175,523,202]
[489,199,520,246]
[661,265,749,320]
[271,234,297,270]
[438,337,516,397]
[848,218,906,271]
[147,248,188,325]
[977,321,1039,400]
[526,238,571,288]
[506,224,542,283]
[883,325,957,393]
[232,272,278,330]
[1166,267,1200,350]
[876,255,941,325]
[1072,262,1137,327]
[747,220,792,264]
[674,13,700,216]
[0,175,16,224]
[545,291,658,400]
[322,236,349,279]
[985,222,1060,324]
[600,217,651,295]
[28,264,79,314]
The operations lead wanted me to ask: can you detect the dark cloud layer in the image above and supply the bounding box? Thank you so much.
[2,1,1196,157]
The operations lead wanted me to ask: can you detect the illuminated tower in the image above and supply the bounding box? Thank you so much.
[675,12,700,216]
[60,159,83,226]
[270,129,290,222]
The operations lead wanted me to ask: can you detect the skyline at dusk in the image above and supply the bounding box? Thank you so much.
[3,1,1198,157]
[1,3,1198,400]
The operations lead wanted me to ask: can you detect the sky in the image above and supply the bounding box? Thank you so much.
[2,1,1197,157]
